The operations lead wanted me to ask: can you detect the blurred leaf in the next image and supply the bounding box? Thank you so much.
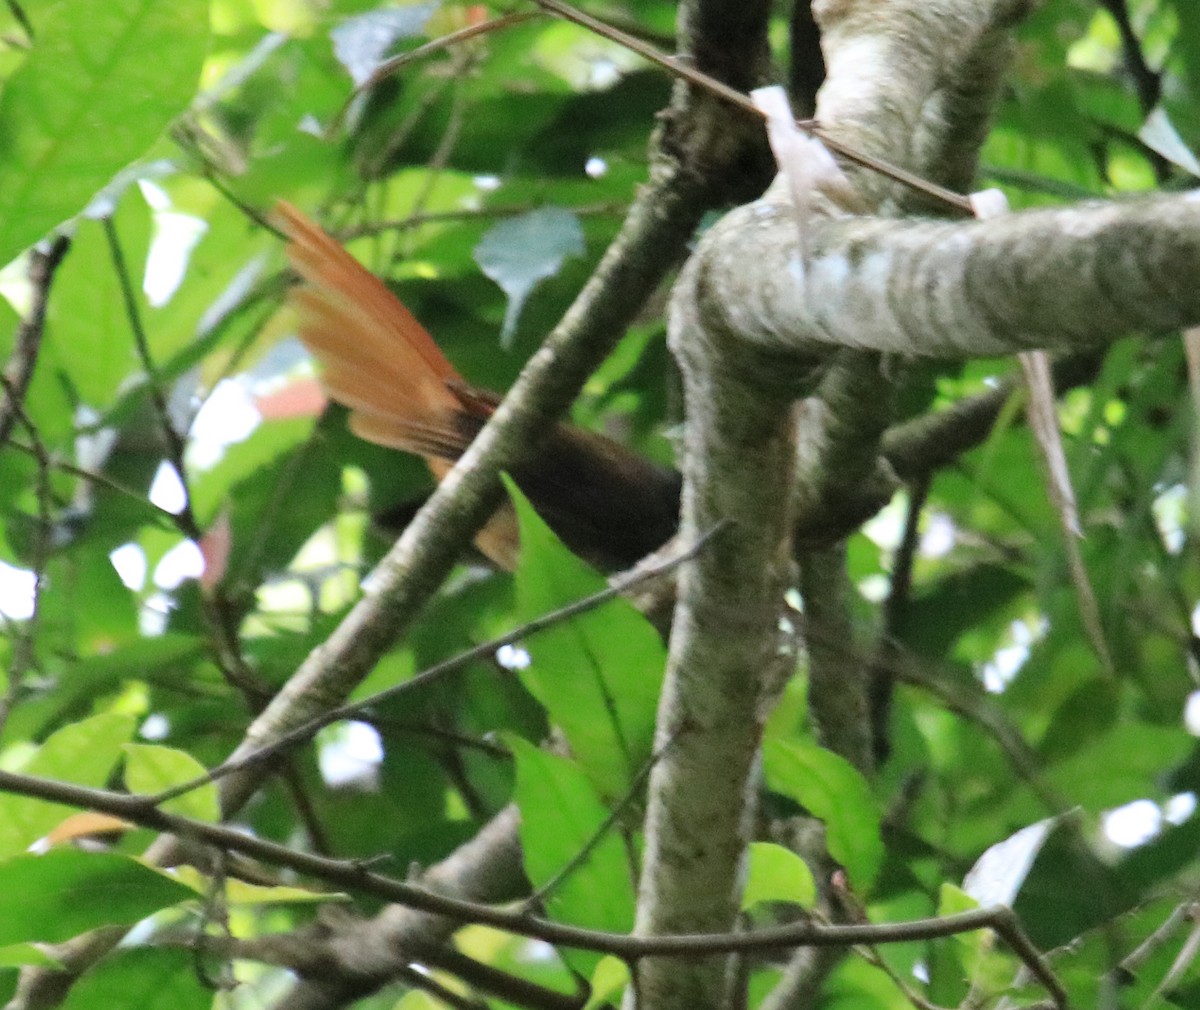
[0,714,135,858]
[0,0,209,266]
[474,207,584,347]
[584,956,630,1010]
[742,842,816,911]
[0,851,195,944]
[763,739,883,892]
[59,948,208,1010]
[508,478,665,799]
[507,736,633,974]
[123,743,217,822]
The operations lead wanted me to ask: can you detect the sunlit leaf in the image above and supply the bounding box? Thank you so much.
[123,743,218,822]
[763,739,883,892]
[0,851,195,944]
[0,0,209,266]
[507,478,665,799]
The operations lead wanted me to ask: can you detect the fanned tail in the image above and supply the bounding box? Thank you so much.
[274,201,485,461]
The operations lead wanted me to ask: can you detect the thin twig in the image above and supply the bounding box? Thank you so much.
[0,765,1071,1007]
[525,0,974,214]
[0,234,69,449]
[103,215,267,703]
[102,217,200,540]
[349,11,539,102]
[335,202,626,241]
[0,384,53,736]
[151,522,728,805]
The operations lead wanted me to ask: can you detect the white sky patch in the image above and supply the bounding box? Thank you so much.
[474,174,501,192]
[862,493,908,552]
[585,156,607,178]
[0,561,37,620]
[1103,799,1161,848]
[140,593,171,636]
[187,378,262,469]
[980,616,1046,694]
[1151,483,1187,555]
[1191,600,1200,640]
[1166,792,1196,825]
[593,60,620,89]
[154,539,204,590]
[1184,690,1200,736]
[857,573,890,603]
[919,512,956,558]
[148,461,188,515]
[144,214,208,308]
[319,721,384,789]
[140,713,170,741]
[497,644,531,671]
[109,543,147,591]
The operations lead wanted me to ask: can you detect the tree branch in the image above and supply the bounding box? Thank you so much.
[0,765,1066,1008]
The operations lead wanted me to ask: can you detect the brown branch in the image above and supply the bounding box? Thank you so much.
[0,768,1065,1008]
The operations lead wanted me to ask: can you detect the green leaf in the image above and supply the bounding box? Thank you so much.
[44,201,151,409]
[474,207,584,347]
[742,842,816,911]
[59,948,209,1010]
[0,714,135,858]
[0,0,210,266]
[507,736,633,974]
[507,477,665,799]
[0,850,195,945]
[584,956,630,1010]
[123,744,217,822]
[763,739,883,892]
[0,944,61,968]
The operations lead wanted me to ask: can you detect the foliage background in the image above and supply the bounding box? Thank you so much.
[0,0,1199,1008]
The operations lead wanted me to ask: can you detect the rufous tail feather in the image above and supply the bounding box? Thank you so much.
[275,201,519,568]
[274,201,488,460]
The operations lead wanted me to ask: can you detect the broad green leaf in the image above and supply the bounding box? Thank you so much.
[0,0,209,266]
[59,947,208,1010]
[584,956,630,1010]
[123,744,217,822]
[0,850,195,945]
[742,842,816,911]
[0,714,135,857]
[507,736,632,974]
[763,739,883,892]
[507,478,665,799]
[474,207,584,347]
[44,201,151,409]
[190,417,314,525]
[1046,724,1191,810]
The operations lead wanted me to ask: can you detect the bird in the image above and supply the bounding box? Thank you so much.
[275,202,682,573]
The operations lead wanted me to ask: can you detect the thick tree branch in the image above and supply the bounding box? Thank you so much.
[690,194,1200,367]
[630,3,1042,1008]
